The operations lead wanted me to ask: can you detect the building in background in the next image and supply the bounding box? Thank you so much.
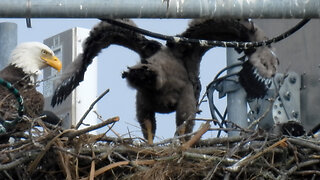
[43,27,98,130]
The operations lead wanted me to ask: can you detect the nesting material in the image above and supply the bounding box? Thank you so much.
[0,115,320,180]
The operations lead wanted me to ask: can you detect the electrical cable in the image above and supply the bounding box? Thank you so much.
[101,18,310,49]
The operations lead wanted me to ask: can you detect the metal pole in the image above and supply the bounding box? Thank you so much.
[0,22,17,69]
[0,0,319,19]
[226,48,247,137]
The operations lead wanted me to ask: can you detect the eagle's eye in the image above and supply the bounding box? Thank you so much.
[41,49,52,55]
[41,49,53,57]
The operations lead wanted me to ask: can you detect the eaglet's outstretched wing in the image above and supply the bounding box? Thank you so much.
[172,18,278,99]
[51,19,162,106]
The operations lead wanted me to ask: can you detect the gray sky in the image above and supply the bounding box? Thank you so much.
[1,18,227,142]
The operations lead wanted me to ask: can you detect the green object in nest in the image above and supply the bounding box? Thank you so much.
[0,78,24,134]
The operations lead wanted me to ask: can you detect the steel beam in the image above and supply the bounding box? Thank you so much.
[0,0,319,19]
[226,48,247,137]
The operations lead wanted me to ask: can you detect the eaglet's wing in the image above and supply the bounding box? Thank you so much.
[172,19,278,99]
[51,19,162,107]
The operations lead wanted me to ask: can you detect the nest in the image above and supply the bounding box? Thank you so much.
[1,116,320,180]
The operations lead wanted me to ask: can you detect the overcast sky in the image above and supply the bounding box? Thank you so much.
[0,18,227,142]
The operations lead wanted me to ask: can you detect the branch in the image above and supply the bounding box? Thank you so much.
[76,89,110,129]
[181,122,210,150]
[288,137,320,151]
[226,137,288,172]
[64,117,119,140]
[281,159,320,179]
[79,160,156,180]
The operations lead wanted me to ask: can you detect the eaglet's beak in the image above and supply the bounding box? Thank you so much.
[41,54,62,72]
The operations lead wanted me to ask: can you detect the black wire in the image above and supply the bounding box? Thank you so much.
[100,18,173,41]
[101,18,310,49]
[206,62,243,90]
[206,73,239,133]
[204,61,243,137]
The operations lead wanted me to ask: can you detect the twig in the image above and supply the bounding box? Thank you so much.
[64,117,119,140]
[209,128,242,132]
[294,170,320,176]
[261,157,282,175]
[224,120,253,133]
[2,170,14,180]
[93,110,122,139]
[89,147,96,180]
[53,146,93,161]
[181,122,210,150]
[226,137,288,172]
[197,136,246,146]
[0,157,29,171]
[79,160,156,180]
[194,118,220,124]
[98,136,132,144]
[55,138,72,180]
[75,89,110,129]
[287,159,320,175]
[27,129,75,173]
[204,154,230,180]
[288,137,320,151]
[280,159,320,179]
[153,131,198,146]
[183,152,237,164]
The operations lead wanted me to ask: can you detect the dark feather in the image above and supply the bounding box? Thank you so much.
[0,65,43,121]
[51,19,162,107]
[40,110,61,125]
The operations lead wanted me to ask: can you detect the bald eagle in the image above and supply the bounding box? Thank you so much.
[0,42,62,131]
[51,19,278,144]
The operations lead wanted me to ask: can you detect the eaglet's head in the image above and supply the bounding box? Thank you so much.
[9,42,62,76]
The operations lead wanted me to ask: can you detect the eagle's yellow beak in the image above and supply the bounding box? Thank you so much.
[41,53,62,72]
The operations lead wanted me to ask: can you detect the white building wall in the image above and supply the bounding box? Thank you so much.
[43,27,98,131]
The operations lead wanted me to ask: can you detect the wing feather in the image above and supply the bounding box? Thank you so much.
[51,19,162,106]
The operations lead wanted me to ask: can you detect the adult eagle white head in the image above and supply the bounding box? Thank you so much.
[8,42,62,83]
[0,42,62,122]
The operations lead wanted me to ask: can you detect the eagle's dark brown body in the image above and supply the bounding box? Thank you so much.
[0,64,44,120]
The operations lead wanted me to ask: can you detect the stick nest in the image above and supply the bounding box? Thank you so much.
[1,116,320,180]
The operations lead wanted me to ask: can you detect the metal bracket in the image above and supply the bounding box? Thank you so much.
[273,72,301,124]
[248,72,302,131]
[216,76,241,99]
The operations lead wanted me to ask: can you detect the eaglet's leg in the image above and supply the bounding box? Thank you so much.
[136,92,156,144]
[175,84,197,138]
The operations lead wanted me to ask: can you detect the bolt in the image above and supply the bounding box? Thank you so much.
[277,77,282,84]
[284,91,291,101]
[292,111,299,119]
[289,76,296,84]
